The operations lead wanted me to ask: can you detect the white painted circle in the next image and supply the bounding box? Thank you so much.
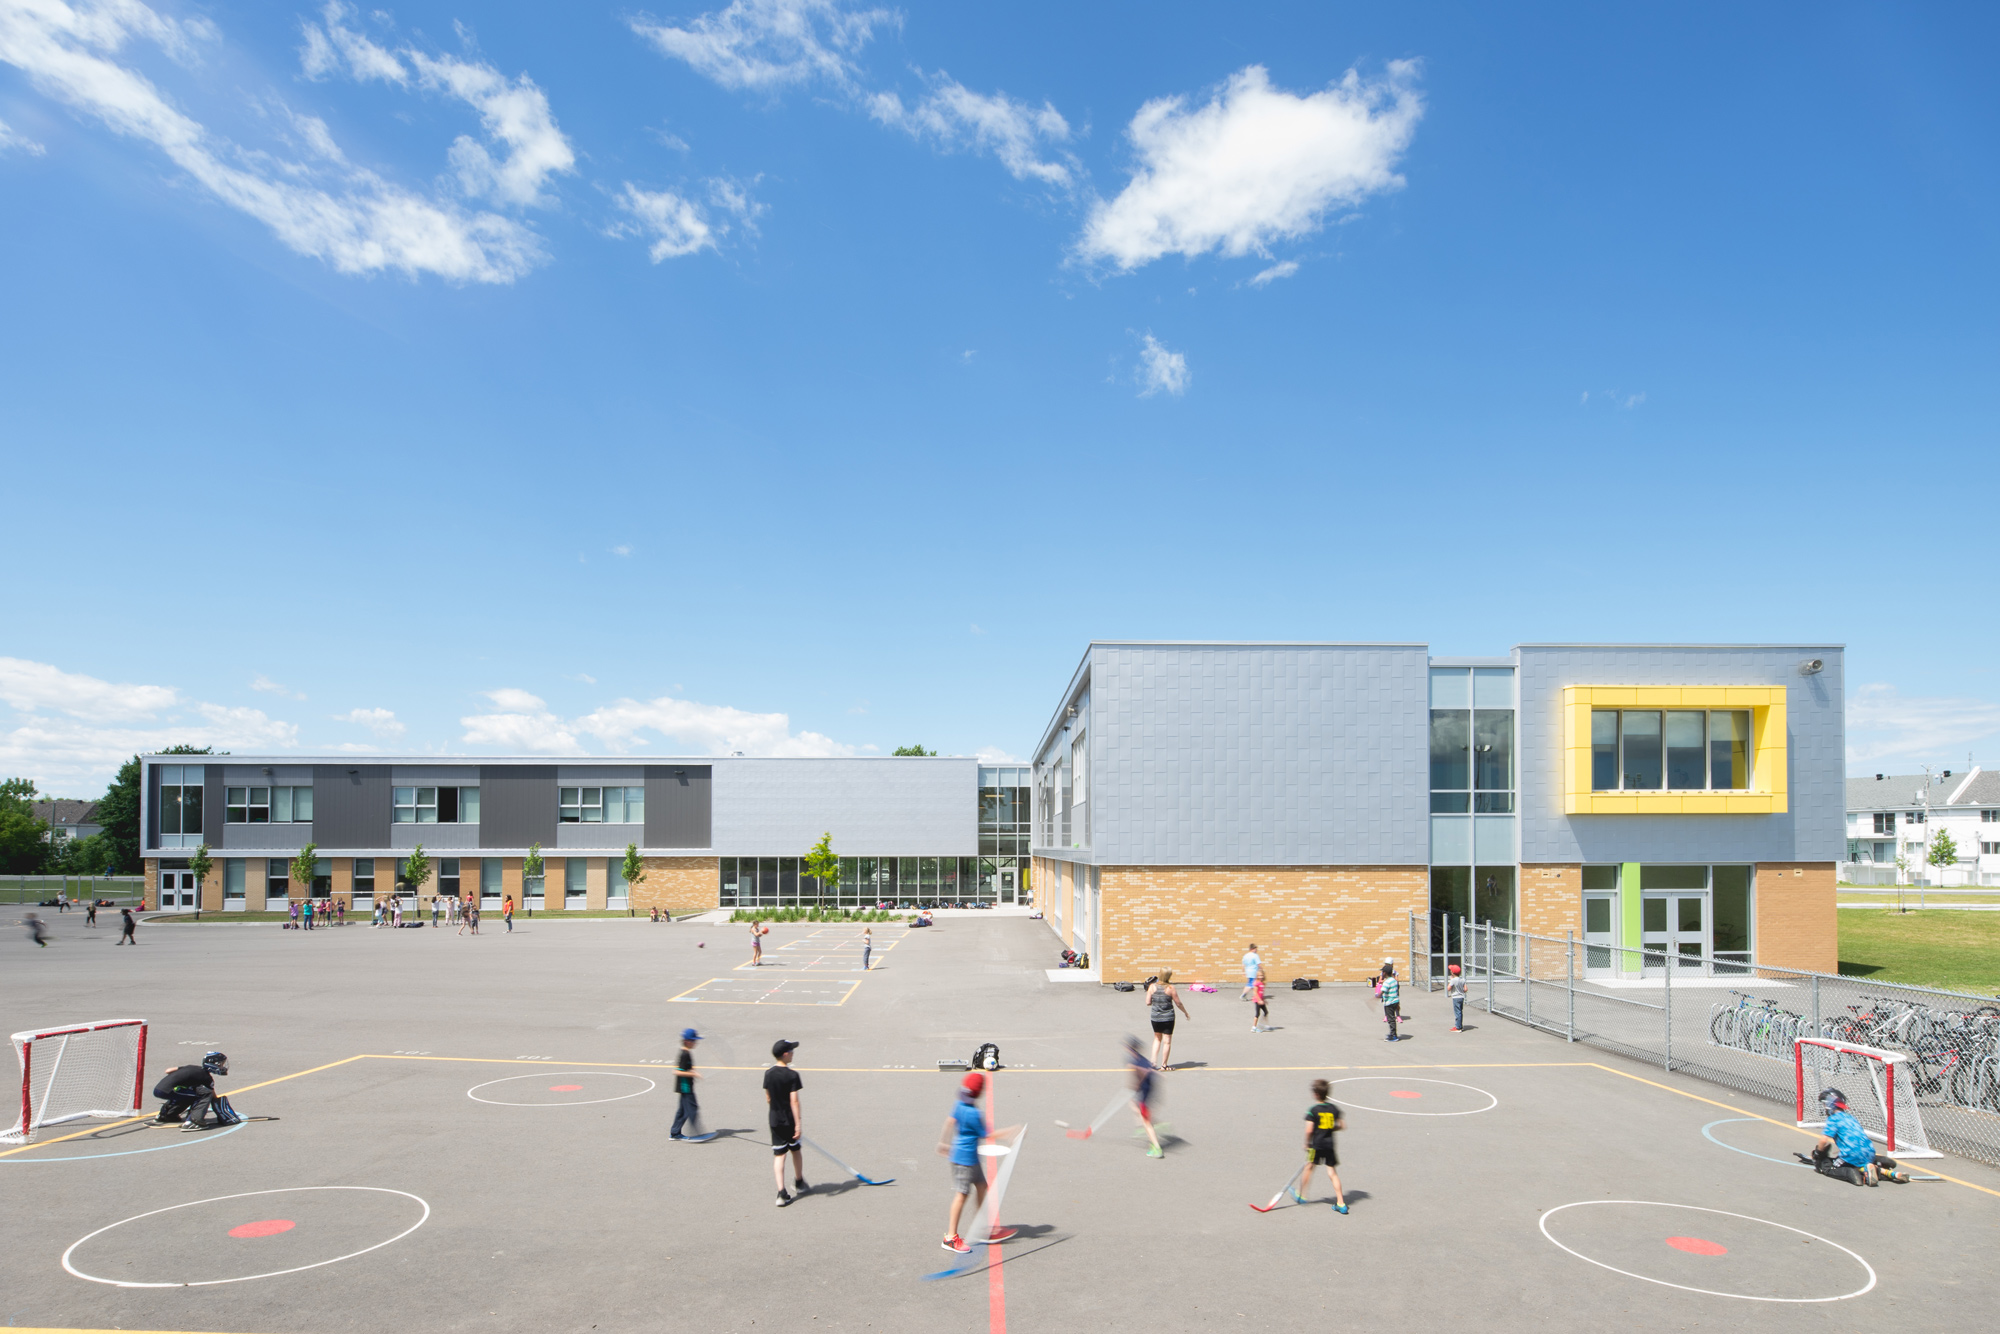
[62,1186,429,1288]
[466,1072,656,1106]
[2,1122,244,1163]
[1328,1077,1498,1116]
[978,1144,1012,1156]
[1538,1200,1876,1302]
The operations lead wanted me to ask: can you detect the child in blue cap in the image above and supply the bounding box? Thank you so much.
[671,1028,710,1141]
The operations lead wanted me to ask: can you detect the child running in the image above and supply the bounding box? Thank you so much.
[1251,973,1270,1032]
[1294,1079,1349,1213]
[1125,1035,1164,1159]
[939,1072,1018,1252]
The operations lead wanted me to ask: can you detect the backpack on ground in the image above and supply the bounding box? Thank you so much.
[1291,977,1319,990]
[972,1042,1000,1072]
[1112,982,1135,992]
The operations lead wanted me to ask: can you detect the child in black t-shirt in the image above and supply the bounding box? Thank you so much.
[765,1040,807,1206]
[670,1028,707,1140]
[1294,1079,1348,1214]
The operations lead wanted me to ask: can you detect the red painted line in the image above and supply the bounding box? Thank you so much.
[985,1079,1007,1334]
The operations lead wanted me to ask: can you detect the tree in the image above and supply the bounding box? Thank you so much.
[188,843,213,905]
[0,778,46,874]
[402,844,431,899]
[288,842,318,900]
[622,843,647,903]
[524,842,544,896]
[804,831,840,899]
[892,744,936,756]
[96,746,217,877]
[1929,829,1959,872]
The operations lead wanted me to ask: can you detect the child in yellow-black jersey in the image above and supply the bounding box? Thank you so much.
[1294,1079,1349,1214]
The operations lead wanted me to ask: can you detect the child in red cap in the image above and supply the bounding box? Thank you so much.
[1447,963,1467,1032]
[939,1071,1017,1252]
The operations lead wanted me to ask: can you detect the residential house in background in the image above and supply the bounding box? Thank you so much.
[31,799,102,846]
[1846,769,2000,885]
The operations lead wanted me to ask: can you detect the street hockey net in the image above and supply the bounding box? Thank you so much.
[3,1019,147,1145]
[1794,1035,1940,1158]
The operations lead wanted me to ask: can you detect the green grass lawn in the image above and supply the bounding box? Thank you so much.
[1838,909,2000,995]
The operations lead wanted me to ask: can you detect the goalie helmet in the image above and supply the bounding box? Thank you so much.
[1820,1086,1847,1112]
[202,1051,229,1076]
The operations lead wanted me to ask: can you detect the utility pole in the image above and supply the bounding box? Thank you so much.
[1919,765,1934,911]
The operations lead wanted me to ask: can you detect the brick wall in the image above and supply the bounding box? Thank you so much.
[632,857,720,917]
[1520,865,1581,936]
[1755,861,1837,973]
[1099,865,1427,984]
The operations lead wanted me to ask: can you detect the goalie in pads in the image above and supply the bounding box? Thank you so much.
[1800,1088,1909,1186]
[152,1051,233,1132]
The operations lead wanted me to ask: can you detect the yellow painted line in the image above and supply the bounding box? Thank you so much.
[1583,1062,2000,1201]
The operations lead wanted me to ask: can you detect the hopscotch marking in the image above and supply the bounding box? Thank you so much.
[668,977,861,1006]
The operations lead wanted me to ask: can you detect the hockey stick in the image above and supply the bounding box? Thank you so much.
[1059,1090,1128,1140]
[803,1137,895,1186]
[924,1125,1026,1280]
[1248,1163,1305,1212]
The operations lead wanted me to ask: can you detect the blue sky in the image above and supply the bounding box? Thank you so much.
[3,0,1997,795]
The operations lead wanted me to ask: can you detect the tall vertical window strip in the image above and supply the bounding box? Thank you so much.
[156,765,204,838]
[224,860,245,899]
[1591,711,1753,791]
[1430,667,1515,814]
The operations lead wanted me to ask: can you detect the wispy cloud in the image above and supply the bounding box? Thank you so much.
[461,685,858,757]
[1079,63,1421,272]
[0,0,543,282]
[1847,684,2000,771]
[1248,259,1299,286]
[629,0,892,92]
[868,75,1075,187]
[611,544,633,557]
[975,746,1022,763]
[251,674,306,700]
[611,183,717,260]
[334,706,405,738]
[1135,333,1190,397]
[0,117,45,155]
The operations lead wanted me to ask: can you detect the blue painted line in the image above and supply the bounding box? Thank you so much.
[1,1122,242,1163]
[1701,1117,1808,1167]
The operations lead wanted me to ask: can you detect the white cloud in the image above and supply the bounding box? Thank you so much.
[460,686,858,757]
[629,0,891,92]
[334,706,405,738]
[0,116,45,154]
[611,543,633,556]
[869,75,1074,187]
[1248,259,1298,286]
[300,4,576,208]
[0,657,296,793]
[1079,62,1422,271]
[0,0,543,282]
[0,656,178,719]
[611,182,717,260]
[974,746,1022,764]
[251,673,305,700]
[1847,684,2000,770]
[1135,333,1189,397]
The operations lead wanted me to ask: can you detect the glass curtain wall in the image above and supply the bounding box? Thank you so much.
[980,766,1031,904]
[718,856,1006,909]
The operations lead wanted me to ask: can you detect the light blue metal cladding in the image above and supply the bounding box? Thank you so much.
[710,757,978,857]
[1043,643,1432,867]
[1515,644,1846,865]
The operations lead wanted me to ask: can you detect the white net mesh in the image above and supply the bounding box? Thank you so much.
[1795,1036,1938,1158]
[3,1020,146,1144]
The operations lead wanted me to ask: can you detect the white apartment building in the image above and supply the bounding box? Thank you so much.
[1846,768,2000,883]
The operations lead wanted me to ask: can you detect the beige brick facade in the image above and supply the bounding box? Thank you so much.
[1520,864,1582,938]
[1755,861,1837,973]
[632,857,721,917]
[1096,865,1428,984]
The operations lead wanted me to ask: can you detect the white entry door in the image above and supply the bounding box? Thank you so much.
[1641,894,1707,977]
[1582,893,1617,978]
[158,870,196,909]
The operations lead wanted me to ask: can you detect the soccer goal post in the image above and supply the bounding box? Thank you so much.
[3,1019,148,1145]
[1794,1035,1941,1159]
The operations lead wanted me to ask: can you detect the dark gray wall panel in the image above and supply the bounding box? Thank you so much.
[481,766,558,849]
[314,765,391,847]
[203,768,223,846]
[646,765,713,848]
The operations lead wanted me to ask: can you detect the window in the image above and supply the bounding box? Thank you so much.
[224,860,246,900]
[560,788,603,823]
[1905,810,1925,825]
[1590,711,1753,791]
[601,787,645,823]
[1431,706,1514,812]
[565,857,588,900]
[390,786,478,823]
[157,764,204,840]
[607,858,630,904]
[265,858,289,900]
[227,788,269,823]
[353,858,375,903]
[1872,812,1895,835]
[481,860,502,902]
[1981,841,1999,856]
[437,859,460,897]
[1984,810,1999,823]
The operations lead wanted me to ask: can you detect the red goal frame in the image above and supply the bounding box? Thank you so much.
[9,1019,147,1144]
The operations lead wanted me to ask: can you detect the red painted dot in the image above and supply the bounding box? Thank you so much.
[228,1219,295,1238]
[1389,1091,1423,1099]
[549,1084,583,1092]
[1666,1236,1727,1256]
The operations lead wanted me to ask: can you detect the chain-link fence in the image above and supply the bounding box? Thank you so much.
[1407,912,2000,1168]
[0,874,145,905]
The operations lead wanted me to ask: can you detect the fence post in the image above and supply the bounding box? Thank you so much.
[1524,932,1533,1028]
[1663,947,1673,1074]
[1486,923,1494,1014]
[1408,911,1417,993]
[1811,973,1821,1039]
[1567,930,1576,1043]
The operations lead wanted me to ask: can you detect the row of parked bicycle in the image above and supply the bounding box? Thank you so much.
[1707,989,2000,1114]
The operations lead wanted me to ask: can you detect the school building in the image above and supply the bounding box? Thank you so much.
[1029,641,1844,983]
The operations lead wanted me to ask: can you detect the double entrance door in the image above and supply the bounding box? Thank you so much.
[1642,892,1707,977]
[158,870,198,909]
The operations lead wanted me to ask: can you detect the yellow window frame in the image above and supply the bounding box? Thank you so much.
[1562,686,1787,815]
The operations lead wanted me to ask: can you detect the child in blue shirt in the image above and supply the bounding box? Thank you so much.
[940,1072,1017,1252]
[1804,1089,1909,1185]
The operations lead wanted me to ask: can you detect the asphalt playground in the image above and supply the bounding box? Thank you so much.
[5,908,1999,1334]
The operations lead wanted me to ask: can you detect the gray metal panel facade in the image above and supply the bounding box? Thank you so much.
[203,766,222,847]
[556,822,644,850]
[1077,644,1431,866]
[645,766,713,849]
[312,765,391,848]
[390,766,479,784]
[222,765,314,785]
[1516,645,1845,864]
[558,765,644,783]
[710,759,975,856]
[477,766,558,850]
[391,824,481,850]
[220,824,314,851]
